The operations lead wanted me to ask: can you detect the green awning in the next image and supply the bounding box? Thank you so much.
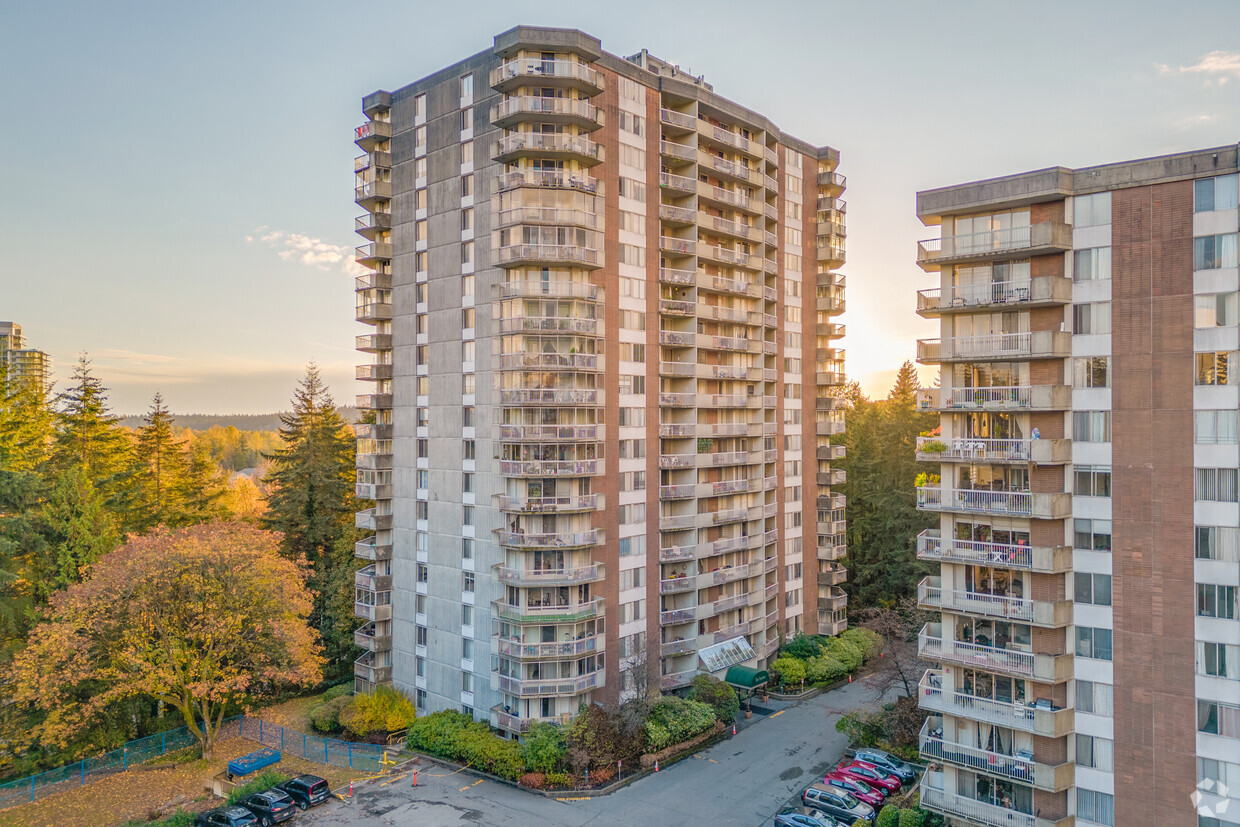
[724,665,769,689]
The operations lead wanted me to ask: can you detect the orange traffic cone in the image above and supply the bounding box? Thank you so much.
[848,674,852,683]
[412,771,418,787]
[732,724,737,736]
[654,760,659,772]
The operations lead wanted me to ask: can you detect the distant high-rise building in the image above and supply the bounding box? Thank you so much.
[350,26,849,733]
[913,146,1240,827]
[0,321,50,391]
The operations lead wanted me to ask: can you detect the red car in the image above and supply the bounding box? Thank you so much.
[836,760,902,793]
[822,771,886,806]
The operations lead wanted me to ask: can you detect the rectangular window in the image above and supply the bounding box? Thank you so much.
[617,110,645,136]
[460,107,473,132]
[1198,641,1240,679]
[619,244,646,267]
[462,472,473,494]
[1198,700,1240,738]
[1195,234,1240,270]
[416,563,428,584]
[1195,174,1240,212]
[1073,302,1112,335]
[1075,192,1112,227]
[1194,293,1238,327]
[462,505,474,526]
[1196,525,1240,561]
[463,572,475,593]
[618,568,644,591]
[462,538,474,560]
[1198,583,1238,619]
[1074,465,1112,498]
[461,241,474,265]
[1073,411,1111,442]
[619,211,646,236]
[617,177,646,202]
[459,74,473,99]
[618,309,646,330]
[1075,735,1115,772]
[1075,572,1113,606]
[618,144,646,170]
[1074,247,1112,281]
[461,174,474,197]
[1196,410,1240,444]
[460,141,474,166]
[1076,788,1115,826]
[1076,626,1113,661]
[617,407,646,427]
[1075,679,1114,717]
[1196,468,1240,503]
[1196,351,1238,385]
[462,406,474,427]
[414,93,427,119]
[1073,356,1110,388]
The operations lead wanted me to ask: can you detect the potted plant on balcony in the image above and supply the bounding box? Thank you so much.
[920,439,948,454]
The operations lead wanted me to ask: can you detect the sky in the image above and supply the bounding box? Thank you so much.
[1,1,1238,414]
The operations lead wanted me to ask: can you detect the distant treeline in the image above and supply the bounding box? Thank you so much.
[117,407,359,432]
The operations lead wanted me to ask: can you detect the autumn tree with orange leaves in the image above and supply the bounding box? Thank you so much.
[11,521,324,759]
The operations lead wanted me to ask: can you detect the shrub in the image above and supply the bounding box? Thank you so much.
[825,636,863,673]
[339,685,417,737]
[519,772,546,789]
[226,769,291,805]
[780,633,826,659]
[806,653,846,685]
[687,674,740,723]
[876,805,900,827]
[521,722,566,774]
[545,771,572,788]
[405,710,524,781]
[841,627,883,661]
[771,656,807,689]
[323,683,353,701]
[642,696,717,753]
[899,808,925,827]
[565,704,647,771]
[309,695,351,733]
[834,708,885,748]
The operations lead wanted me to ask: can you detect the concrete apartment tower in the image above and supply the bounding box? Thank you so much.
[0,322,50,391]
[913,146,1240,827]
[350,26,848,734]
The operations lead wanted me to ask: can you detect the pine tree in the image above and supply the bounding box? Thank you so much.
[262,364,359,672]
[50,355,130,498]
[887,360,921,407]
[0,371,55,475]
[33,466,122,599]
[181,440,227,523]
[125,393,192,531]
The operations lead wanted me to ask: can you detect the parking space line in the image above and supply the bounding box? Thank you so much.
[458,778,485,792]
[769,710,785,718]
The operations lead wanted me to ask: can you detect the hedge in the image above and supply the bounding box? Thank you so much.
[643,696,718,753]
[406,710,525,781]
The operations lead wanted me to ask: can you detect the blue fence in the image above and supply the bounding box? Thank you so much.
[238,717,387,772]
[0,714,391,809]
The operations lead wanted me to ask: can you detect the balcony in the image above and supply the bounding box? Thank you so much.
[916,487,1071,520]
[496,241,603,268]
[916,221,1073,271]
[660,638,697,657]
[916,331,1071,364]
[496,493,599,513]
[355,302,392,324]
[817,170,846,193]
[497,352,599,372]
[354,622,391,653]
[493,132,603,166]
[699,123,756,156]
[917,576,1070,627]
[817,468,847,486]
[490,58,605,95]
[697,181,756,213]
[498,423,599,442]
[661,669,698,690]
[659,171,697,194]
[818,616,847,636]
[496,529,600,550]
[918,670,1073,738]
[659,267,696,287]
[659,576,696,595]
[498,316,599,336]
[918,780,1071,827]
[355,363,392,382]
[919,716,1071,792]
[818,565,847,586]
[354,119,392,150]
[659,108,697,132]
[499,459,599,477]
[498,388,599,406]
[701,151,758,185]
[354,241,392,265]
[659,359,696,376]
[918,624,1072,683]
[658,392,696,407]
[916,276,1072,317]
[699,244,755,268]
[496,168,599,195]
[659,235,696,256]
[659,203,696,225]
[659,453,696,469]
[660,607,697,626]
[915,436,1069,465]
[356,333,391,352]
[914,385,1072,413]
[660,483,695,500]
[495,205,600,232]
[659,140,696,164]
[499,671,603,698]
[496,563,603,586]
[354,509,392,532]
[355,450,393,471]
[714,620,750,643]
[354,652,392,685]
[493,707,576,735]
[491,96,603,130]
[705,214,761,242]
[496,635,602,660]
[354,181,391,209]
[354,536,392,561]
[355,565,392,593]
[493,597,604,623]
[355,211,392,238]
[354,599,391,622]
[916,530,1072,573]
[659,422,695,438]
[819,587,848,612]
[817,240,846,266]
[355,393,392,411]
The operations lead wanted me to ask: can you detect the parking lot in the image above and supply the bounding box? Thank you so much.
[299,677,885,827]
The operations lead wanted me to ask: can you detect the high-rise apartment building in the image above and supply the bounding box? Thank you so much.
[913,146,1240,827]
[351,26,848,734]
[0,321,50,391]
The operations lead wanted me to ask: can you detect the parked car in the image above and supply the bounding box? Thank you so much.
[802,781,876,824]
[773,806,842,827]
[236,789,297,826]
[275,774,331,810]
[194,806,259,827]
[835,761,902,793]
[853,748,918,783]
[822,771,886,806]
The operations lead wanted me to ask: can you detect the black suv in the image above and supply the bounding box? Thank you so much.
[236,789,297,826]
[194,806,259,827]
[275,774,331,810]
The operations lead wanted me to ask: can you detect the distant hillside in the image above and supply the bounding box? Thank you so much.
[118,407,359,432]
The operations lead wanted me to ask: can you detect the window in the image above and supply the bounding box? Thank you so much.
[1076,626,1113,661]
[460,142,474,167]
[618,535,645,557]
[1075,572,1113,606]
[1073,356,1110,388]
[460,107,473,132]
[619,244,646,267]
[1197,351,1237,385]
[1075,679,1114,717]
[617,177,646,202]
[1075,735,1114,771]
[462,505,474,526]
[618,144,646,170]
[415,625,428,646]
[618,439,645,459]
[461,241,474,266]
[461,174,474,197]
[462,472,473,494]
[462,308,475,329]
[462,406,474,427]
[617,110,644,136]
[1075,192,1111,227]
[619,277,646,300]
[1073,411,1111,442]
[416,469,429,488]
[1196,526,1240,561]
[619,212,646,236]
[1198,641,1240,679]
[1075,519,1112,553]
[618,342,645,362]
[1195,234,1239,270]
[1195,174,1240,212]
[618,568,644,591]
[1073,302,1111,335]
[618,309,645,330]
[1196,468,1240,503]
[1198,583,1238,619]
[1199,757,1240,802]
[415,250,428,272]
[619,471,646,491]
[463,440,476,461]
[459,74,473,99]
[461,340,475,362]
[1195,293,1238,327]
[618,503,645,524]
[414,93,427,119]
[416,563,428,584]
[416,501,428,520]
[618,374,645,394]
[461,207,474,232]
[1074,247,1112,281]
[462,373,475,395]
[463,572,475,593]
[619,599,645,623]
[1197,410,1239,444]
[618,407,645,427]
[1077,788,1115,826]
[415,219,428,242]
[1074,465,1112,498]
[417,438,429,458]
[462,538,474,560]
[1198,700,1240,738]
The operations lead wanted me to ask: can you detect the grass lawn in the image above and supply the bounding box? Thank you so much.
[251,690,336,735]
[0,735,359,827]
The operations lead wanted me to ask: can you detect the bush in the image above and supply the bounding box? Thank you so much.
[544,771,572,788]
[806,653,846,685]
[521,722,566,774]
[834,708,885,748]
[687,674,740,724]
[899,808,925,827]
[405,710,525,781]
[339,685,417,737]
[877,805,900,827]
[841,627,883,661]
[771,656,807,689]
[226,769,291,805]
[323,683,353,701]
[825,636,863,673]
[642,696,718,753]
[565,704,647,772]
[309,695,351,733]
[780,633,826,659]
[519,772,546,789]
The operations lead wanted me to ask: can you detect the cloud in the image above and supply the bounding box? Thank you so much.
[1156,50,1240,85]
[247,227,363,275]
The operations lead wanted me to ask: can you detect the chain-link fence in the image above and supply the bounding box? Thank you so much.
[238,717,388,772]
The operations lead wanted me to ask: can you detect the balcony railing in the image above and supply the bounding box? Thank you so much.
[660,483,696,500]
[499,671,602,698]
[494,132,603,162]
[916,276,1071,314]
[658,330,695,346]
[658,392,696,407]
[659,236,696,255]
[658,203,696,224]
[495,206,600,232]
[498,316,599,336]
[659,576,696,595]
[498,352,599,371]
[496,529,599,549]
[917,221,1072,269]
[916,435,1030,462]
[498,424,599,441]
[918,624,1062,681]
[918,781,1047,827]
[496,493,599,513]
[916,384,1071,412]
[917,576,1033,621]
[493,707,576,734]
[917,529,1070,573]
[918,670,1072,737]
[496,564,602,585]
[659,108,696,130]
[499,459,599,476]
[496,243,601,267]
[493,597,605,623]
[916,331,1071,363]
[659,267,696,286]
[697,181,753,211]
[490,59,605,92]
[498,388,599,406]
[659,171,697,193]
[491,96,603,128]
[917,716,1069,790]
[495,635,601,660]
[916,487,1069,519]
[496,169,599,194]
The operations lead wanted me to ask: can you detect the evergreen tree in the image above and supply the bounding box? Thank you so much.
[50,355,130,498]
[31,466,122,599]
[262,364,359,673]
[182,440,227,523]
[125,393,191,531]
